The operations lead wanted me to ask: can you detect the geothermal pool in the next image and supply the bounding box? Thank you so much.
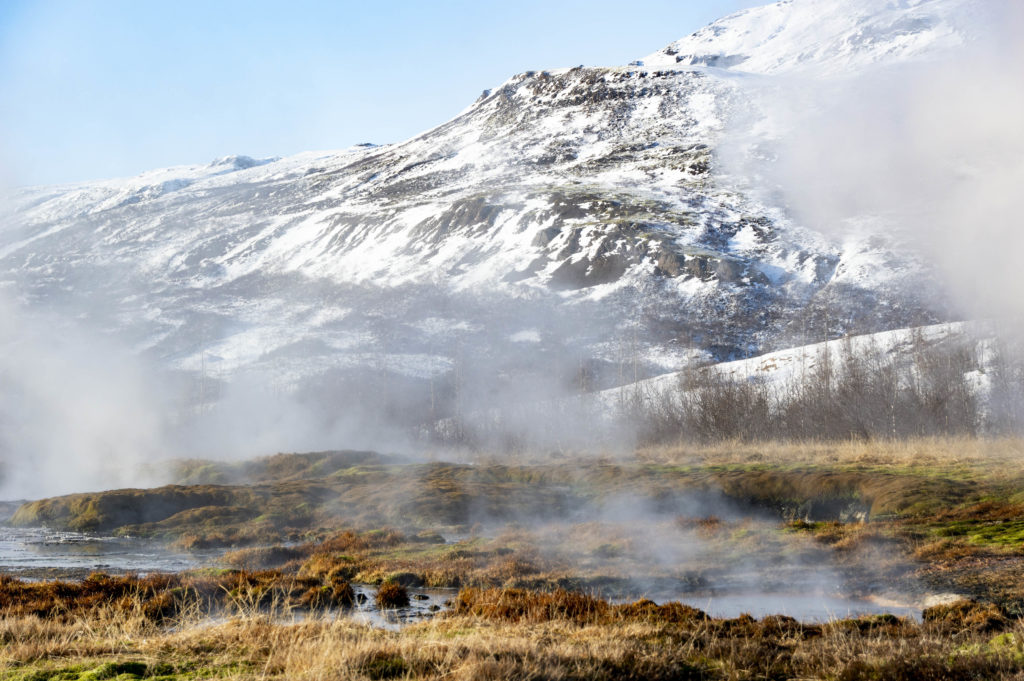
[658,591,920,621]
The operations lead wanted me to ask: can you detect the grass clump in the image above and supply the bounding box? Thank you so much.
[922,599,1010,633]
[361,652,409,680]
[375,582,410,609]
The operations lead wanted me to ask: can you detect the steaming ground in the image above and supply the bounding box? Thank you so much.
[15,444,1022,625]
[0,296,168,498]
[0,305,1012,499]
[2,5,1024,679]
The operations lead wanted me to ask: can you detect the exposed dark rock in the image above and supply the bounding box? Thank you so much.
[532,226,561,247]
[550,253,630,290]
[714,258,744,283]
[654,250,684,277]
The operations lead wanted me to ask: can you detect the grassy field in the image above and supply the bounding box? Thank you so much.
[5,437,1024,679]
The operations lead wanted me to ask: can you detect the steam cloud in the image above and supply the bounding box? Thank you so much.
[0,295,166,498]
[728,1,1024,324]
[0,280,639,500]
[0,296,419,500]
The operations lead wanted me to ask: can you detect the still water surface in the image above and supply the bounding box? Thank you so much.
[0,526,205,578]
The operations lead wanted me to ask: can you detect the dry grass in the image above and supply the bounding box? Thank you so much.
[375,582,410,609]
[0,569,358,623]
[2,588,1024,680]
[638,436,1024,470]
[16,437,1024,553]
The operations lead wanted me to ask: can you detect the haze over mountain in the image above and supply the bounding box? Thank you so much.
[0,0,1006,494]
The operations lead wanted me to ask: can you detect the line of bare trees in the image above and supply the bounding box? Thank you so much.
[632,331,1024,444]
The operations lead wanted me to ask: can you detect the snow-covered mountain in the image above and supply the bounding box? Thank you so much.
[0,0,981,442]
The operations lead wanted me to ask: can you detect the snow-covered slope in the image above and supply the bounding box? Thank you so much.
[643,0,978,76]
[0,0,976,437]
[608,321,970,403]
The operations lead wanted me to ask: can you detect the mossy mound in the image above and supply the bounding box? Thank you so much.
[10,486,255,533]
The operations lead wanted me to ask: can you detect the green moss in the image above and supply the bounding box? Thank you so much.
[958,632,1024,662]
[934,518,1024,546]
[10,665,87,680]
[177,463,228,485]
[80,662,148,680]
[10,453,1024,552]
[990,632,1020,650]
[9,662,148,681]
[6,660,257,681]
[362,654,408,680]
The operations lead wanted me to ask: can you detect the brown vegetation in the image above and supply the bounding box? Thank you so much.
[0,569,357,622]
[375,582,410,609]
[3,587,1024,680]
[453,587,709,625]
[18,439,1019,545]
[13,439,1024,616]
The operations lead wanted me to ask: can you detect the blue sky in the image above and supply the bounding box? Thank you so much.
[0,0,763,186]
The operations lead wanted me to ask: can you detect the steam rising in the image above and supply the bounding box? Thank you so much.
[0,296,164,498]
[730,1,1024,323]
[0,281,639,499]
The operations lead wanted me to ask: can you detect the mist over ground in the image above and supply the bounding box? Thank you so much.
[3,7,1024,681]
[0,278,648,499]
[0,294,165,498]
